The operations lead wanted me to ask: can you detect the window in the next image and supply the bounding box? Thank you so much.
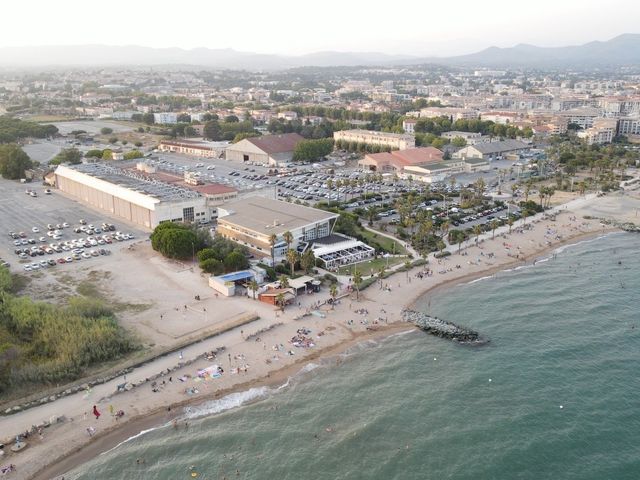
[183,207,194,222]
[243,154,249,161]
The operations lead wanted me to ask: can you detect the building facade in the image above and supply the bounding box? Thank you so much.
[333,129,415,151]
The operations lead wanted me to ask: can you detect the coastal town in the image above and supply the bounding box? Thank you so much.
[1,33,640,480]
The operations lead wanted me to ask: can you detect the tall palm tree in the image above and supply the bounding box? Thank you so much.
[377,266,386,288]
[248,279,259,300]
[286,249,298,276]
[352,270,363,301]
[283,230,293,251]
[329,283,338,300]
[440,220,450,239]
[268,233,277,267]
[508,217,514,234]
[276,292,285,312]
[278,274,290,289]
[473,224,482,245]
[490,219,499,239]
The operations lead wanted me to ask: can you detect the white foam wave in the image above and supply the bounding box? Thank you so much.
[183,386,270,420]
[462,274,494,285]
[103,427,161,454]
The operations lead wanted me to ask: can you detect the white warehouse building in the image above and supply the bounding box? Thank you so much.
[54,164,211,229]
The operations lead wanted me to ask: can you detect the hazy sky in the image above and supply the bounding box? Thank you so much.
[2,0,638,56]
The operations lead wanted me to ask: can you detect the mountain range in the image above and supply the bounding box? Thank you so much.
[0,34,638,70]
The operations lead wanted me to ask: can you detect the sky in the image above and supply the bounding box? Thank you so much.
[1,0,639,56]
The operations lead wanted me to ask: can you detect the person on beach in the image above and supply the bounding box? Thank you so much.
[93,405,101,419]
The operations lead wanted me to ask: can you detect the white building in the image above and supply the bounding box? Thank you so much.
[333,129,415,150]
[153,112,178,125]
[402,119,417,134]
[420,107,478,121]
[577,118,617,145]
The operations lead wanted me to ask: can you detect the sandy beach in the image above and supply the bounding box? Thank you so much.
[0,193,633,480]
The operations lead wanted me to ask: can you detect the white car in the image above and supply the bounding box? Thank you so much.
[32,227,40,233]
[206,165,215,170]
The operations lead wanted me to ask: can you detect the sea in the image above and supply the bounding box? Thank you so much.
[66,232,640,480]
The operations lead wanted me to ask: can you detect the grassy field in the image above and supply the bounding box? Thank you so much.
[337,255,408,276]
[358,228,407,255]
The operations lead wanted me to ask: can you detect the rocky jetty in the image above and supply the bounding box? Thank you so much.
[402,309,488,345]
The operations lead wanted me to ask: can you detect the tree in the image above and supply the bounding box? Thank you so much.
[224,115,239,123]
[102,149,113,160]
[109,137,118,144]
[248,279,259,300]
[448,229,467,254]
[292,138,334,162]
[278,275,290,289]
[86,149,104,158]
[269,234,277,267]
[300,249,315,273]
[100,127,113,135]
[329,283,338,300]
[451,136,467,147]
[203,120,222,141]
[473,224,483,245]
[224,250,249,272]
[200,258,223,274]
[123,150,144,160]
[508,217,514,234]
[142,113,155,125]
[283,231,293,251]
[490,219,499,239]
[52,147,82,165]
[352,270,363,301]
[0,144,33,179]
[276,292,286,312]
[232,132,260,143]
[150,223,202,260]
[286,249,298,276]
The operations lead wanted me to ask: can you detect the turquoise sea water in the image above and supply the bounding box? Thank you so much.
[67,233,640,480]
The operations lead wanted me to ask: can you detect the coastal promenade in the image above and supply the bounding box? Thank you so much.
[1,191,636,480]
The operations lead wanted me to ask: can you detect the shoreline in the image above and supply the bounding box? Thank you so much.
[13,209,623,480]
[31,323,412,480]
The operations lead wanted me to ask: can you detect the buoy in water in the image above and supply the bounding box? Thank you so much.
[488,379,492,382]
[559,405,564,409]
[433,357,437,361]
[191,473,198,478]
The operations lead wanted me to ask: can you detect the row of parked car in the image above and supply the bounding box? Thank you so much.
[23,248,112,272]
[15,232,134,260]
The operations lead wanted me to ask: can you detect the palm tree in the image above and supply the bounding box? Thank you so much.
[404,259,412,280]
[467,223,479,243]
[508,217,514,234]
[268,233,277,267]
[248,279,259,300]
[490,219,499,239]
[286,249,298,276]
[440,220,450,239]
[377,266,386,288]
[283,231,293,251]
[276,292,286,312]
[352,270,363,301]
[278,274,290,289]
[577,180,586,196]
[329,283,338,300]
[524,181,532,203]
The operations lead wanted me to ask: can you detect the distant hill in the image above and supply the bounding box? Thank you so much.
[0,35,638,69]
[437,34,640,67]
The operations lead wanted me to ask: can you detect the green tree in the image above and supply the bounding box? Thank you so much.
[203,120,222,141]
[224,250,249,272]
[300,249,316,273]
[490,219,499,239]
[102,149,113,160]
[142,113,155,125]
[278,275,290,289]
[52,147,82,165]
[123,150,144,160]
[232,132,260,143]
[329,283,338,300]
[100,127,113,135]
[292,138,334,162]
[352,270,363,301]
[450,136,467,147]
[200,258,224,274]
[286,249,298,276]
[85,149,104,158]
[248,279,259,299]
[269,234,277,267]
[283,230,293,251]
[150,223,201,260]
[276,292,286,311]
[0,144,33,179]
[448,229,468,254]
[473,224,483,245]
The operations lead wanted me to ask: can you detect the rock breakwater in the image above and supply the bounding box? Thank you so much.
[402,309,488,345]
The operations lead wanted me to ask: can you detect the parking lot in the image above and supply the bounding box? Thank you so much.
[0,178,146,273]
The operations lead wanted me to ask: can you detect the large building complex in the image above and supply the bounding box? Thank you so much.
[225,133,304,166]
[216,198,374,268]
[359,147,444,173]
[333,129,415,151]
[217,197,339,260]
[54,163,236,229]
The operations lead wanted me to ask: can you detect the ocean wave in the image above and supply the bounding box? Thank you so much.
[183,386,270,420]
[103,427,162,455]
[462,274,495,285]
